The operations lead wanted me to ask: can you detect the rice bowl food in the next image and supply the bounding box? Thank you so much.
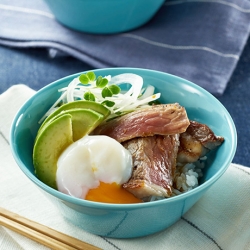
[10,68,237,238]
[32,72,224,203]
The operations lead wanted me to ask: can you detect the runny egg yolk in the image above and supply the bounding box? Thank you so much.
[86,182,142,204]
[56,135,142,204]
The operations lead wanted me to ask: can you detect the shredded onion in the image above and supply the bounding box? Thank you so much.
[39,73,161,123]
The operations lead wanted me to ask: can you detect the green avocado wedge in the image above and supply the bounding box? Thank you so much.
[33,114,73,189]
[39,100,110,132]
[61,108,104,141]
[38,108,104,141]
[33,108,105,189]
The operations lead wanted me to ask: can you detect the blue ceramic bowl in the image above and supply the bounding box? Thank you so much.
[43,0,165,34]
[10,68,237,238]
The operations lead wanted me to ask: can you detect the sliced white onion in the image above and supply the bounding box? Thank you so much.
[39,73,161,123]
[66,77,80,103]
[139,85,155,100]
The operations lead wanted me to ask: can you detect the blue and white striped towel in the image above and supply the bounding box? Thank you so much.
[1,0,250,96]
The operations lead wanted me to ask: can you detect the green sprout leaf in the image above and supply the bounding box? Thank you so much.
[79,72,96,84]
[102,100,115,107]
[101,84,121,98]
[96,76,108,88]
[84,91,95,101]
[86,72,96,82]
[102,87,113,98]
[79,74,89,84]
[109,84,121,95]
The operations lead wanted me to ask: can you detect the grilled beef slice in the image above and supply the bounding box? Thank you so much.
[93,103,190,143]
[177,120,224,164]
[122,134,180,200]
[93,103,224,200]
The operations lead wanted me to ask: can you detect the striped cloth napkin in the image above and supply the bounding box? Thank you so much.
[1,0,250,96]
[0,84,250,250]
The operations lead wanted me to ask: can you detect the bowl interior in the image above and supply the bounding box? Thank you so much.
[10,68,237,205]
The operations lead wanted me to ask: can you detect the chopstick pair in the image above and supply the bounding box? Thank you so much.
[0,207,100,250]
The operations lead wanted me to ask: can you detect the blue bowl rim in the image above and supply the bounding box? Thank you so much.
[10,67,237,210]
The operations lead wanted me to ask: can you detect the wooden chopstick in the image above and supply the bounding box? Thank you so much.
[0,207,101,250]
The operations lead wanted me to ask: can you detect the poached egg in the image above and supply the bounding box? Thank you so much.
[56,135,141,203]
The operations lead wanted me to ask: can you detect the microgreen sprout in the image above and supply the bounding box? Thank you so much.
[86,71,96,82]
[101,87,112,98]
[109,85,120,95]
[102,84,121,98]
[79,72,96,84]
[84,91,95,102]
[101,100,115,107]
[39,73,161,123]
[96,76,108,88]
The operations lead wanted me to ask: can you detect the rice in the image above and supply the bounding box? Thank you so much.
[146,157,206,202]
[172,157,206,196]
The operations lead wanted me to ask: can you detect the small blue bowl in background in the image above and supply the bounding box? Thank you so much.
[43,0,165,34]
[10,68,237,238]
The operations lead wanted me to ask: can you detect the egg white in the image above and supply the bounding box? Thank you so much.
[56,135,133,199]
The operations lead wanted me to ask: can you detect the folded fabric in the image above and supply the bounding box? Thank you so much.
[0,84,250,249]
[1,0,250,96]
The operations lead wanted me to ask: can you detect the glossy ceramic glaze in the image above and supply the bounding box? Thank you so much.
[43,0,165,34]
[10,68,237,238]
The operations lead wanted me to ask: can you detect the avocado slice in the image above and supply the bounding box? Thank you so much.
[38,108,104,141]
[39,100,110,132]
[62,108,104,141]
[33,108,105,189]
[33,114,73,189]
